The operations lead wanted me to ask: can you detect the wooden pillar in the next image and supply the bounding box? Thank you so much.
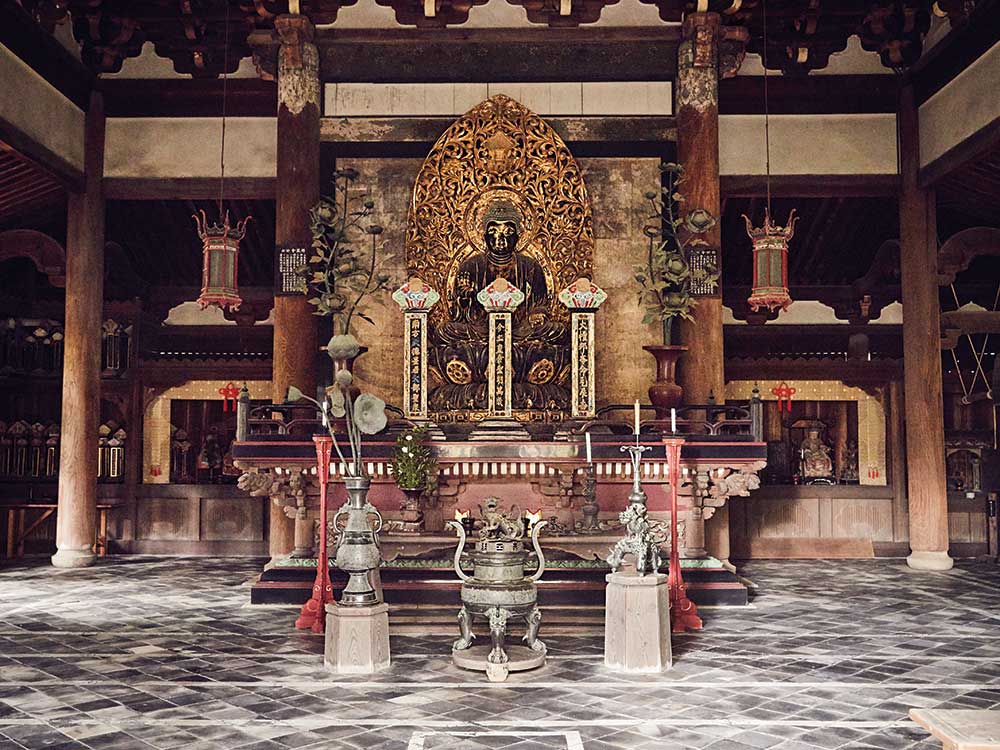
[675,13,740,565]
[898,84,952,571]
[888,380,909,544]
[52,91,105,568]
[271,14,320,560]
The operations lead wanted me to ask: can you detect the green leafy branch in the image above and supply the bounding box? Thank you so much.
[390,427,438,492]
[633,162,719,345]
[302,168,395,335]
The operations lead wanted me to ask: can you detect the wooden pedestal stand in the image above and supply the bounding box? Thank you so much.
[295,436,334,633]
[664,437,702,633]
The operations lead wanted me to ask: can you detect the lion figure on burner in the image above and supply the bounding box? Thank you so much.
[478,496,525,540]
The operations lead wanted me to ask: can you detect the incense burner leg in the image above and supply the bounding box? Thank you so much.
[488,606,509,663]
[454,605,475,651]
[523,606,545,654]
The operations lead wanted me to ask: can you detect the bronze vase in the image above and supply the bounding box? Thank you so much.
[643,345,687,418]
[399,487,424,524]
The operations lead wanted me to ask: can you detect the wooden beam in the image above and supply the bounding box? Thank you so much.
[0,117,84,192]
[907,0,1000,106]
[321,116,677,147]
[725,357,901,385]
[919,113,1000,188]
[721,174,899,197]
[719,75,898,115]
[311,28,682,83]
[102,78,277,118]
[103,177,276,200]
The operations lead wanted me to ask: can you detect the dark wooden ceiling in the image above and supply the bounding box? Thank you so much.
[13,0,976,77]
[0,139,66,227]
[936,142,1000,238]
[104,199,275,288]
[721,196,899,287]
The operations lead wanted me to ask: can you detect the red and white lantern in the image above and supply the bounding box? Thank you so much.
[744,209,797,314]
[194,209,250,312]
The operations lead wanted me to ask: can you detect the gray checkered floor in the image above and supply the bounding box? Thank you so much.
[1,557,999,749]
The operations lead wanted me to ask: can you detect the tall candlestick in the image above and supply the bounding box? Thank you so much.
[585,431,592,464]
[671,408,677,434]
[634,400,640,435]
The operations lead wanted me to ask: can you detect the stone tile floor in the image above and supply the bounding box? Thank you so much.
[0,557,998,749]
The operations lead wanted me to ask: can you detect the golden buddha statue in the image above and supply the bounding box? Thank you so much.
[430,200,569,412]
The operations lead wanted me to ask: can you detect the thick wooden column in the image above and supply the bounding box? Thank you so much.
[898,84,952,571]
[675,13,725,407]
[675,13,729,563]
[271,14,320,560]
[52,91,105,568]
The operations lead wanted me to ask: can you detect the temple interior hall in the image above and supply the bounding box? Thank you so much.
[1,0,1000,748]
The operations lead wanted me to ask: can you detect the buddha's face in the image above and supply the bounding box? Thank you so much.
[485,220,518,262]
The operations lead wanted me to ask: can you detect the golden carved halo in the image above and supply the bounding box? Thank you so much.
[405,94,595,327]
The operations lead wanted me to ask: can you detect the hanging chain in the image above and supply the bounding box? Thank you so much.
[762,0,771,216]
[218,0,231,217]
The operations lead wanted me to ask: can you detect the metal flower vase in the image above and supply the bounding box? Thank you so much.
[333,476,383,606]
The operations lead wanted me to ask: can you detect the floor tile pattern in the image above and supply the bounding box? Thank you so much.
[0,557,998,749]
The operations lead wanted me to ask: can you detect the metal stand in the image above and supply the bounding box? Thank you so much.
[621,439,651,505]
[296,436,334,633]
[664,437,702,633]
[607,438,659,575]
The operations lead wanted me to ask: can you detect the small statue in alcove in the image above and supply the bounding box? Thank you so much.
[841,440,860,484]
[197,428,225,483]
[799,424,834,482]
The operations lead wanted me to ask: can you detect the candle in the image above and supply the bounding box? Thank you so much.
[670,408,677,434]
[585,432,592,464]
[634,400,640,435]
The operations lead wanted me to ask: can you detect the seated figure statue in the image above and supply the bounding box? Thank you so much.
[430,199,570,412]
[799,425,834,480]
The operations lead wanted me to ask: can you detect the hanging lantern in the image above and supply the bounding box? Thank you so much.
[194,209,250,311]
[744,209,797,313]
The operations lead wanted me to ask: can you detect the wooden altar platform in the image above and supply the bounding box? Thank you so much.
[249,556,752,607]
[233,427,766,608]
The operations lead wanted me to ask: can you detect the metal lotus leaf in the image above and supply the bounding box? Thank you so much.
[661,249,690,285]
[286,385,304,403]
[327,333,361,361]
[353,393,388,435]
[311,200,337,226]
[328,388,347,418]
[684,209,716,234]
[663,290,694,318]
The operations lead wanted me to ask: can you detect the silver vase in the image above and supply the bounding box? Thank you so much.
[333,476,383,606]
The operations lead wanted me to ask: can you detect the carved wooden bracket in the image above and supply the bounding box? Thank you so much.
[0,230,66,287]
[937,227,1000,286]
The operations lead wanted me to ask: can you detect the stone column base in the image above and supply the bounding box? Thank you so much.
[51,547,96,569]
[604,571,672,672]
[324,602,390,674]
[907,550,954,571]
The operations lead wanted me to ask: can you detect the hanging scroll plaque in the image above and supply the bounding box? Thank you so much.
[688,246,720,297]
[275,246,308,296]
